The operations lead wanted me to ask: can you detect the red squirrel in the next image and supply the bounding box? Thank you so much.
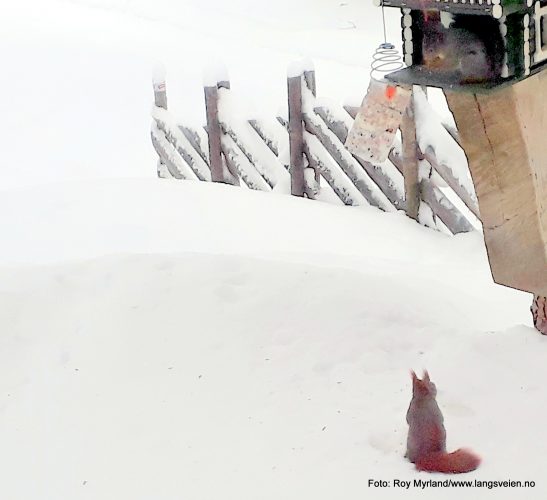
[406,371,480,473]
[421,13,503,83]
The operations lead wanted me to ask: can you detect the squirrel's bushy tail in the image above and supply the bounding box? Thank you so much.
[416,449,481,474]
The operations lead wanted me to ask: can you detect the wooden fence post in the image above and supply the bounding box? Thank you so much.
[401,92,420,221]
[287,72,305,197]
[302,68,320,185]
[204,83,226,183]
[204,79,238,185]
[153,70,168,110]
[152,69,169,177]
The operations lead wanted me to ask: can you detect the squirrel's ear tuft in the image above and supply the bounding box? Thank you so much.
[423,370,430,382]
[410,370,418,382]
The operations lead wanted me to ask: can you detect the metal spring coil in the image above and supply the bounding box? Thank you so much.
[370,42,404,81]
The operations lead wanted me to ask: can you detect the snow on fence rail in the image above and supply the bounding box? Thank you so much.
[151,64,480,235]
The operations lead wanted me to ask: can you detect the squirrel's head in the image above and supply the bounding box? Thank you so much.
[422,28,447,70]
[411,370,437,398]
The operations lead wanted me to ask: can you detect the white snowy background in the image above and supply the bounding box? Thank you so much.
[1,1,544,499]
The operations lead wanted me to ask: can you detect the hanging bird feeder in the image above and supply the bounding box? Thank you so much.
[377,1,545,90]
[375,0,547,333]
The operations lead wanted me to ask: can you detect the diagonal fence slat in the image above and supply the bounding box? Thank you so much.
[302,113,387,209]
[421,146,480,219]
[151,125,193,180]
[248,120,280,158]
[303,133,362,206]
[247,119,292,179]
[280,114,366,205]
[179,125,210,167]
[220,120,283,189]
[389,148,473,234]
[442,123,462,148]
[152,106,211,181]
[420,180,475,234]
[221,134,272,191]
[314,106,404,211]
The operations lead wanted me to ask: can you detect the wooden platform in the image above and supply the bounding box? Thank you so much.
[444,69,547,295]
[387,62,547,93]
[386,66,510,93]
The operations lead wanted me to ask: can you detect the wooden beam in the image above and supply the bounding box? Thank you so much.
[445,69,547,296]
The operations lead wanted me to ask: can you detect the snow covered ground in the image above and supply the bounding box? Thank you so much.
[1,1,544,499]
[0,179,540,499]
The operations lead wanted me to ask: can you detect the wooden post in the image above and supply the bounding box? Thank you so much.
[444,69,547,298]
[287,73,306,197]
[204,79,238,185]
[302,69,320,185]
[400,93,420,221]
[204,83,226,183]
[152,71,168,177]
[445,70,547,334]
[153,76,168,110]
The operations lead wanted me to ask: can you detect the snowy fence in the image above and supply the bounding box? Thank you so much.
[151,65,480,235]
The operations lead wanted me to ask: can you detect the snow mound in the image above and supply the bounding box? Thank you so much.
[0,179,541,499]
